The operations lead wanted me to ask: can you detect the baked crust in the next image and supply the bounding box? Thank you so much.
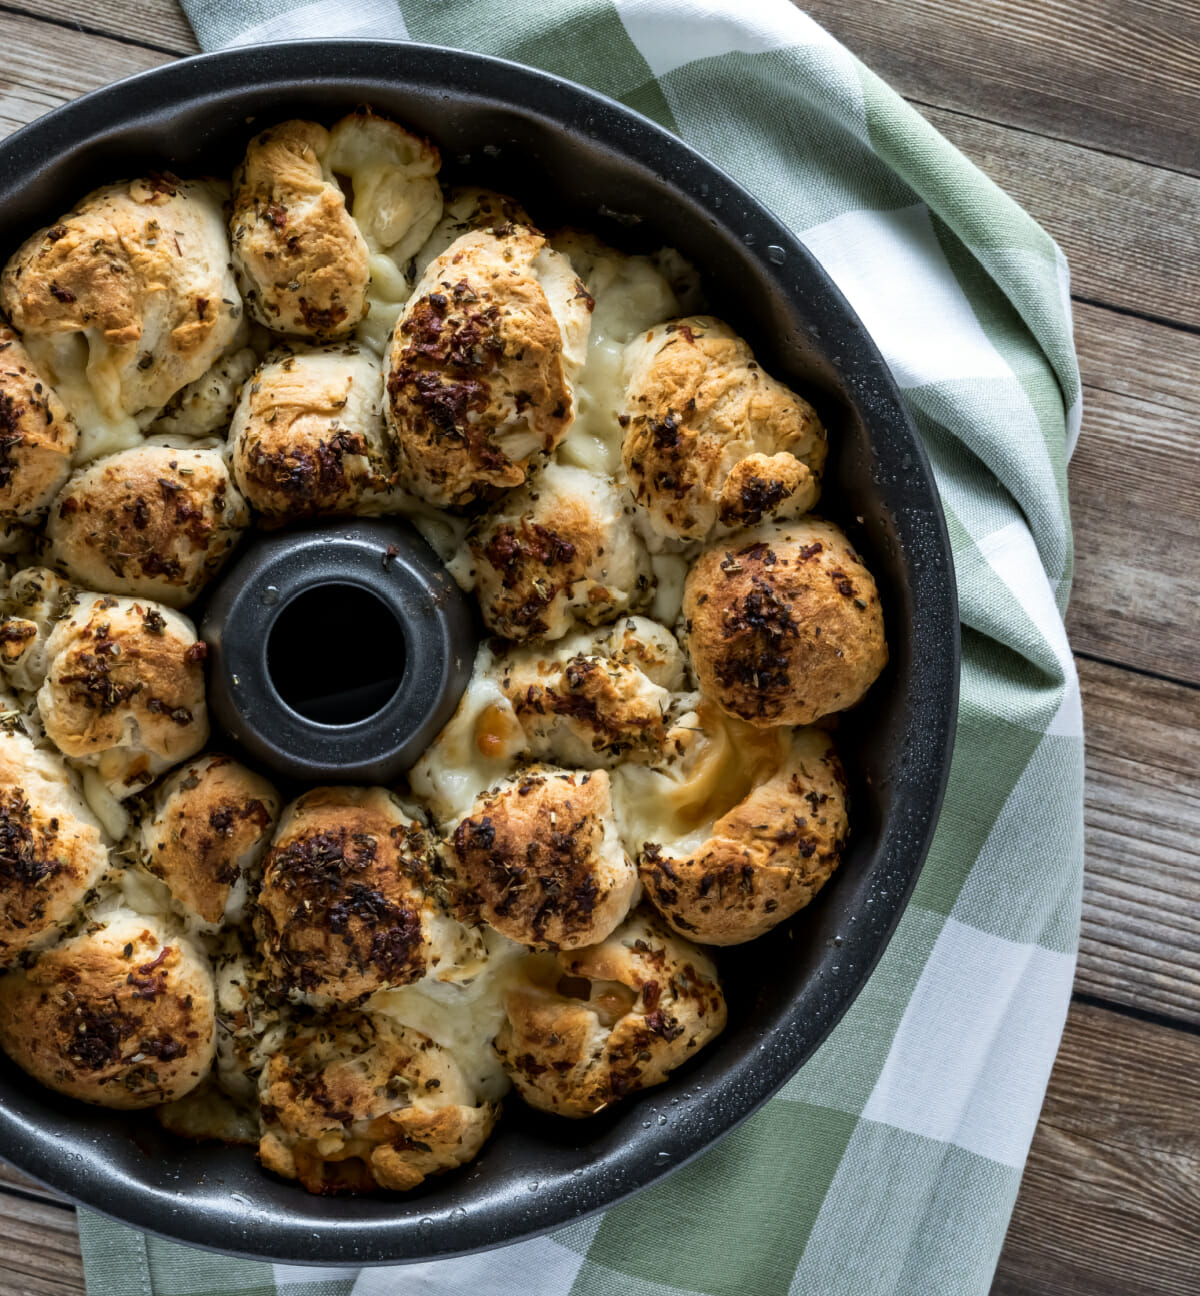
[638,725,849,944]
[0,913,215,1108]
[0,323,77,523]
[494,618,686,769]
[386,225,592,507]
[229,346,394,522]
[256,787,445,1005]
[622,317,826,539]
[464,460,652,641]
[494,908,726,1117]
[683,518,887,726]
[258,1013,497,1193]
[47,442,249,607]
[0,723,109,964]
[450,767,635,950]
[37,592,209,797]
[231,121,371,339]
[0,177,241,426]
[137,753,280,926]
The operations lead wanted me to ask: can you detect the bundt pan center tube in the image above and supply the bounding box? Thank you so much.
[0,41,959,1265]
[201,519,477,784]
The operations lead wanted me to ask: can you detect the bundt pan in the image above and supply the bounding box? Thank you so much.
[0,41,959,1265]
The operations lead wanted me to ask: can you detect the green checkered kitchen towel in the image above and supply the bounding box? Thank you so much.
[78,1,1085,1293]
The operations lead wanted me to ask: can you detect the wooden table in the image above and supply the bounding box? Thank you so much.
[1,2,1198,1292]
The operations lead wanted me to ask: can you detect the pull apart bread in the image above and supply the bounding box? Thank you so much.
[0,107,891,1194]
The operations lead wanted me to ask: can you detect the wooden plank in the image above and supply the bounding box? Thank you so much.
[993,999,1200,1295]
[0,1159,68,1205]
[920,104,1200,331]
[1066,382,1200,685]
[0,10,172,140]
[1077,658,1200,1024]
[1074,301,1200,420]
[0,1191,84,1296]
[11,0,199,55]
[804,0,1200,178]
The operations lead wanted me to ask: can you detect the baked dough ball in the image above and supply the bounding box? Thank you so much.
[321,112,444,268]
[495,908,725,1117]
[258,1013,497,1193]
[47,441,250,607]
[683,519,887,726]
[386,225,593,507]
[0,723,109,965]
[231,114,442,339]
[410,187,532,283]
[0,177,241,454]
[230,347,394,521]
[622,317,826,540]
[0,913,216,1109]
[0,566,76,694]
[496,617,685,768]
[637,724,848,944]
[0,323,78,524]
[450,768,635,950]
[231,121,369,339]
[151,345,258,438]
[137,754,281,926]
[256,787,457,1005]
[459,460,652,641]
[37,593,209,798]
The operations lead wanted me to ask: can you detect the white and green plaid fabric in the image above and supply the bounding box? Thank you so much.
[76,2,1085,1292]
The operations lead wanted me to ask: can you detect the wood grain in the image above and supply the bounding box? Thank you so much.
[0,10,171,139]
[921,103,1200,330]
[1073,301,1200,420]
[1067,383,1200,685]
[1077,659,1200,1023]
[0,1192,84,1296]
[804,0,1200,178]
[8,0,199,54]
[993,1000,1200,1295]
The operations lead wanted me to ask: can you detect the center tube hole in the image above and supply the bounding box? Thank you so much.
[267,583,405,726]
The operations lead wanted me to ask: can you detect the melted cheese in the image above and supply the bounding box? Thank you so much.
[612,700,789,857]
[370,929,525,1103]
[25,332,142,464]
[409,661,526,825]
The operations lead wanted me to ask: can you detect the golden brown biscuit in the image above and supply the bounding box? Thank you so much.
[257,1013,497,1194]
[231,114,442,341]
[494,618,685,768]
[137,754,281,926]
[231,120,371,339]
[0,323,78,524]
[46,442,250,607]
[0,177,241,453]
[494,908,725,1117]
[0,566,76,695]
[683,518,887,726]
[460,460,652,641]
[386,225,593,507]
[37,593,209,798]
[636,723,848,944]
[256,787,454,1005]
[229,346,394,522]
[450,767,635,950]
[0,722,110,965]
[622,317,826,539]
[0,913,216,1109]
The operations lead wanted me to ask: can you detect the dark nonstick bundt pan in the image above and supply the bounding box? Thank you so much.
[0,41,959,1265]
